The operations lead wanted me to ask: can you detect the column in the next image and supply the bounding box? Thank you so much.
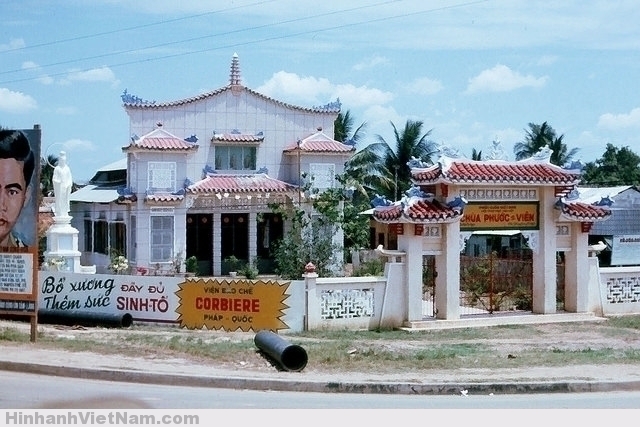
[564,221,590,312]
[397,231,423,322]
[212,212,222,276]
[434,220,460,320]
[532,187,557,314]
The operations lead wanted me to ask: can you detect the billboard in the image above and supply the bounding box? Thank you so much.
[0,126,41,340]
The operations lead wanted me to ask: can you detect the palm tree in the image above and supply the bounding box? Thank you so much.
[346,120,436,201]
[514,122,579,166]
[334,110,367,145]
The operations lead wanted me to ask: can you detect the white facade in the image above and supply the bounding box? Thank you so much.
[70,54,353,276]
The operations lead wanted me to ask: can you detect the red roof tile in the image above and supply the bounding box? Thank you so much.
[412,158,582,186]
[144,193,184,204]
[123,128,197,152]
[372,197,462,224]
[187,173,297,194]
[213,132,264,143]
[283,129,355,154]
[560,201,612,222]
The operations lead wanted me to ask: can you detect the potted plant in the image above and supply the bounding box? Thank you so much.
[224,255,242,277]
[240,258,259,279]
[185,256,198,276]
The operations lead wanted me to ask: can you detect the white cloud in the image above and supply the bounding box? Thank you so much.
[21,61,39,70]
[353,55,389,71]
[405,77,443,96]
[55,106,78,115]
[63,66,119,86]
[257,71,393,108]
[465,65,548,94]
[0,88,37,113]
[61,138,97,152]
[597,108,640,130]
[0,38,25,52]
[36,75,54,85]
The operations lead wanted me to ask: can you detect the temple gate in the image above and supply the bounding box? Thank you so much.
[372,146,612,326]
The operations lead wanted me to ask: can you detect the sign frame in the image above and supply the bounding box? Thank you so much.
[0,126,41,341]
[460,201,540,231]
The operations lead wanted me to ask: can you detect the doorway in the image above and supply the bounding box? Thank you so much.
[186,214,213,276]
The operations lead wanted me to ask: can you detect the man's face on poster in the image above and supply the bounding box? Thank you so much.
[0,157,29,246]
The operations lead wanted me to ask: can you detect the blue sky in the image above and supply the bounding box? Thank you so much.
[2,0,640,182]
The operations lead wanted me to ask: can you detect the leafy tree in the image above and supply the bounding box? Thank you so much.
[334,110,367,144]
[513,122,579,166]
[582,143,640,186]
[345,120,436,201]
[471,148,483,160]
[269,171,371,279]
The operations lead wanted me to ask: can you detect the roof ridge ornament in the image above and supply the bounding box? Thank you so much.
[121,89,155,105]
[531,145,553,162]
[485,138,508,161]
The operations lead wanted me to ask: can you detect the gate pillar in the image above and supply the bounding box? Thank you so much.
[532,186,557,314]
[564,221,590,312]
[398,233,424,322]
[434,220,460,320]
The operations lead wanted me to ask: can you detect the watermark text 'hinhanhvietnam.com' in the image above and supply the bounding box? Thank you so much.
[6,410,199,425]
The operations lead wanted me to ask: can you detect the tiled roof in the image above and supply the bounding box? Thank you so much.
[212,132,264,143]
[372,197,463,224]
[283,129,355,154]
[123,127,198,152]
[559,201,612,222]
[187,173,297,194]
[123,85,340,114]
[412,157,582,186]
[144,193,184,204]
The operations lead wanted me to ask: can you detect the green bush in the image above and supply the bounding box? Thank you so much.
[352,258,385,277]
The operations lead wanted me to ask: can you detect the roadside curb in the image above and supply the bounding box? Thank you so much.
[3,360,640,395]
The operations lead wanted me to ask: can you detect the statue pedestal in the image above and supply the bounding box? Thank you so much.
[44,216,95,274]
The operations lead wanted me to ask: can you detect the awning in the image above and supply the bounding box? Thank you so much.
[70,185,119,203]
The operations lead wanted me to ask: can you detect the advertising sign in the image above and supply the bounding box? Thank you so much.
[39,272,181,322]
[611,235,640,266]
[461,202,539,231]
[0,127,41,341]
[176,278,290,332]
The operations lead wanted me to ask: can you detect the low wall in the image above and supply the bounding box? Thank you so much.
[598,266,640,315]
[305,273,403,330]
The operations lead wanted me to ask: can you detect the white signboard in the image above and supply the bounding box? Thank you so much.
[611,235,640,266]
[38,271,182,322]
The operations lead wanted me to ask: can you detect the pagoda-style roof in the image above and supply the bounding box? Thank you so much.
[187,173,297,195]
[372,193,464,225]
[283,128,355,154]
[411,147,582,187]
[558,200,612,223]
[122,54,341,115]
[122,126,198,152]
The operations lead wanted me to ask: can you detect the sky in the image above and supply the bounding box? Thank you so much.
[2,0,640,183]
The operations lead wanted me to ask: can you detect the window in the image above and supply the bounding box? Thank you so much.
[110,222,126,256]
[214,146,256,171]
[94,220,108,255]
[309,163,335,190]
[84,219,93,252]
[147,162,176,193]
[150,215,174,262]
[129,215,136,262]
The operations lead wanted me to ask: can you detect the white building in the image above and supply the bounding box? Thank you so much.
[70,54,354,275]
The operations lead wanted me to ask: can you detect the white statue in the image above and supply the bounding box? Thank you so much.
[52,151,73,217]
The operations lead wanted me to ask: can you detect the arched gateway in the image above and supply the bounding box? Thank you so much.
[371,146,612,325]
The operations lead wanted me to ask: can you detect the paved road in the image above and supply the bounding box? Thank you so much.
[3,371,640,409]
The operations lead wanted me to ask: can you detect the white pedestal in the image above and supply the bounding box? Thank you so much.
[44,215,95,274]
